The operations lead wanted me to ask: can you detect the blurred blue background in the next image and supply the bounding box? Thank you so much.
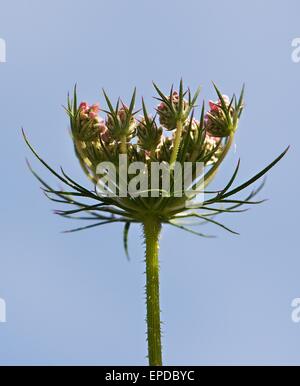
[0,0,299,365]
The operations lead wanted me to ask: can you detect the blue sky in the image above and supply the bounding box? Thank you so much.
[0,0,300,365]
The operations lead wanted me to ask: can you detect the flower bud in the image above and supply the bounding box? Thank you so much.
[157,91,189,130]
[106,105,136,141]
[205,95,235,137]
[77,102,104,141]
[137,117,163,154]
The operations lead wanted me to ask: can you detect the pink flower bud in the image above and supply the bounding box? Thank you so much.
[157,102,166,111]
[79,102,89,111]
[156,90,189,130]
[209,95,230,112]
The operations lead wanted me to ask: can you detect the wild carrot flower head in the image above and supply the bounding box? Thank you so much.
[24,80,288,240]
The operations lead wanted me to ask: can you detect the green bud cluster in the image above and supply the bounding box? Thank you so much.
[66,82,244,185]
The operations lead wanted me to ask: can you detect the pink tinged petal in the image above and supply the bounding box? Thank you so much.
[209,100,219,111]
[157,102,166,111]
[90,103,100,113]
[79,102,89,111]
[209,95,230,112]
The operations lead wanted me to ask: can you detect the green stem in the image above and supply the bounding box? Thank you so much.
[170,120,183,168]
[203,133,234,188]
[143,218,162,366]
[120,135,127,154]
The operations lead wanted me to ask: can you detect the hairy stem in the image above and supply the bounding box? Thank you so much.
[143,218,162,366]
[170,120,183,168]
[120,135,127,154]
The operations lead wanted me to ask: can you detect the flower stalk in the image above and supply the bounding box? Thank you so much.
[120,135,127,154]
[170,120,183,168]
[143,218,162,366]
